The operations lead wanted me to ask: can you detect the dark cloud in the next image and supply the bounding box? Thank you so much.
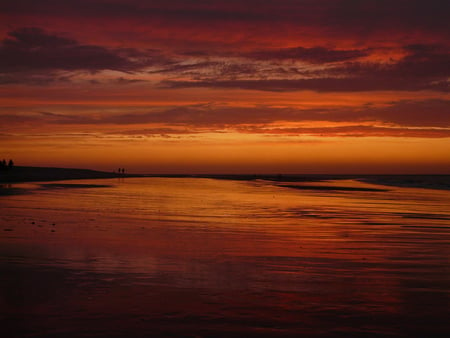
[98,106,275,125]
[246,46,368,63]
[329,44,450,81]
[2,1,449,38]
[162,44,450,92]
[237,125,450,138]
[0,1,273,23]
[179,46,368,64]
[215,63,259,78]
[160,77,448,93]
[2,99,448,129]
[1,2,448,90]
[0,72,74,85]
[0,27,166,74]
[147,61,221,74]
[394,44,450,78]
[359,99,450,127]
[111,128,201,136]
[324,0,450,36]
[114,77,147,85]
[91,124,450,139]
[4,27,76,48]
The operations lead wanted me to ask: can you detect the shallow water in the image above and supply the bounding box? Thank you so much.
[1,177,449,337]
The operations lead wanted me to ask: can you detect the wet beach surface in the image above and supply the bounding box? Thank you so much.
[1,177,450,337]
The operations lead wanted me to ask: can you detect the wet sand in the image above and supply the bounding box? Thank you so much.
[2,166,449,191]
[1,176,450,337]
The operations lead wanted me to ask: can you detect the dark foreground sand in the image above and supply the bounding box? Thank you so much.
[1,176,449,337]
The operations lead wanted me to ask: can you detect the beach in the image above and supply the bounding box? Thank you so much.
[3,166,450,190]
[0,166,140,184]
[1,173,450,337]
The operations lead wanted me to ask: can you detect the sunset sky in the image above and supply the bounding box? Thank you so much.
[1,0,449,174]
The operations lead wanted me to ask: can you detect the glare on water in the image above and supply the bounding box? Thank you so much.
[1,177,449,337]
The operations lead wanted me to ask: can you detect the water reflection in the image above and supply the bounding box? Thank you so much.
[1,178,449,336]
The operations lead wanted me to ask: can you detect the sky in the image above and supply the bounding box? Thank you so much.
[0,0,449,174]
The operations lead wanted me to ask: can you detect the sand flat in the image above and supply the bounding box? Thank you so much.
[1,177,450,337]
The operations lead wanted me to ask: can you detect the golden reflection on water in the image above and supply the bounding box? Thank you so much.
[1,178,450,336]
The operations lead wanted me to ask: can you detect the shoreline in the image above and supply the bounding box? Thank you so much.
[1,166,449,191]
[2,169,449,338]
[0,166,142,184]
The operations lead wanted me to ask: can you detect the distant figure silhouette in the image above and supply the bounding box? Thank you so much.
[0,159,12,171]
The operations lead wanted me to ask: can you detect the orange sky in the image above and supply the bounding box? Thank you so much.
[1,0,449,173]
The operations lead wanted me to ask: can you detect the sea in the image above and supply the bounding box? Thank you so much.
[1,176,449,337]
